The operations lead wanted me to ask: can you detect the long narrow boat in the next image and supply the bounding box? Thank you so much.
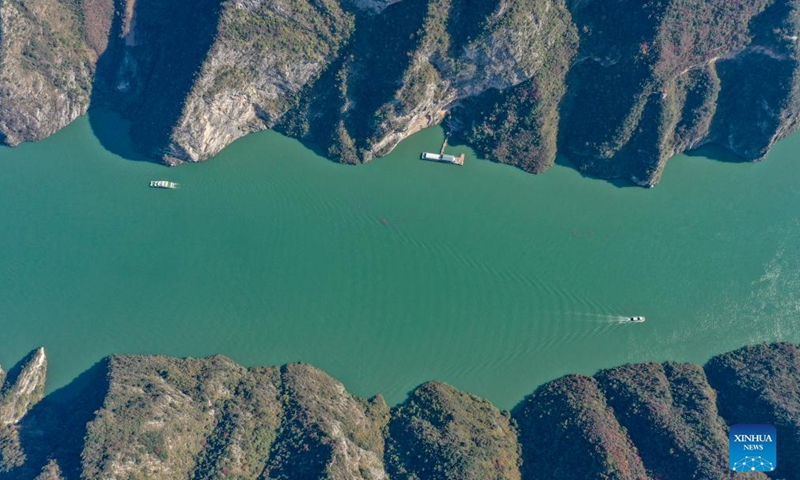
[420,152,465,165]
[150,180,178,189]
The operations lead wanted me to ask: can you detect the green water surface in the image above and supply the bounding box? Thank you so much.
[1,112,798,408]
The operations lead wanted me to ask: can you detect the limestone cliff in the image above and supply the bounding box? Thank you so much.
[0,347,47,474]
[280,0,576,170]
[161,0,353,164]
[0,347,46,425]
[0,0,108,145]
[0,343,798,479]
[559,0,800,186]
[80,357,387,480]
[2,0,800,185]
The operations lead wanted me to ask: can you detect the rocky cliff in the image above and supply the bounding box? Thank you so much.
[559,0,800,185]
[0,0,109,145]
[2,0,799,185]
[0,342,797,479]
[0,347,46,473]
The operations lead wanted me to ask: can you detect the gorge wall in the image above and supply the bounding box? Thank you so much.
[0,342,798,479]
[1,0,799,186]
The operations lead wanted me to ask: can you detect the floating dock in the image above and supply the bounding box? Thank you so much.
[421,135,465,166]
[150,180,178,189]
[421,152,465,165]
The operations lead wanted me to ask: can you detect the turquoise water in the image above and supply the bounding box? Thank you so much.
[1,112,798,409]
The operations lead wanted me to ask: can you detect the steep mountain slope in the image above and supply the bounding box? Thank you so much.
[0,0,111,145]
[386,381,520,480]
[514,374,649,480]
[0,342,797,479]
[706,342,800,478]
[2,0,800,185]
[559,0,800,185]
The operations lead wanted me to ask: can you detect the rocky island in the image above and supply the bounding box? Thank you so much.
[0,342,797,479]
[1,0,799,186]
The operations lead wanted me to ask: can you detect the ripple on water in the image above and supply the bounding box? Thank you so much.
[1,119,800,408]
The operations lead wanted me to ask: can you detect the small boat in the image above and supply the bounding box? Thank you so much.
[627,316,646,323]
[150,180,178,189]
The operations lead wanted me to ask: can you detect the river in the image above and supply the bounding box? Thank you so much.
[1,111,798,409]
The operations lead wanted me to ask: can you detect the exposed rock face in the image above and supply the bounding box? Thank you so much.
[281,0,577,171]
[32,461,63,480]
[1,343,799,479]
[162,0,354,165]
[79,357,388,480]
[0,347,46,425]
[81,355,248,479]
[559,0,800,186]
[0,348,47,474]
[2,0,800,185]
[265,364,388,480]
[0,0,107,145]
[343,0,402,13]
[90,0,353,165]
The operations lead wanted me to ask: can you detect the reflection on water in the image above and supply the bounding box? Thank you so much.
[0,114,799,409]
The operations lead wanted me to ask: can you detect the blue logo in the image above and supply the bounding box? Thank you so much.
[729,424,776,472]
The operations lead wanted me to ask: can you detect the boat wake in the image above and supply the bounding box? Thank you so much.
[560,312,643,324]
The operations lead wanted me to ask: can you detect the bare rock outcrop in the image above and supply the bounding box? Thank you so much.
[0,0,106,145]
[3,0,800,186]
[0,347,46,425]
[0,343,799,479]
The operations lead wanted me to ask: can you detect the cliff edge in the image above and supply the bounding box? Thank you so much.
[2,0,799,185]
[0,342,797,479]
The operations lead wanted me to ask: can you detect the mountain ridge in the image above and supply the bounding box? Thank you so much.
[1,0,799,186]
[0,342,797,479]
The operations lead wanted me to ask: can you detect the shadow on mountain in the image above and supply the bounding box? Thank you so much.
[278,0,431,163]
[683,143,750,164]
[86,108,152,163]
[553,154,636,189]
[0,350,38,397]
[88,0,224,164]
[0,359,110,480]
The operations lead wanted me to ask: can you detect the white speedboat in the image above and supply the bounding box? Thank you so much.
[627,316,646,323]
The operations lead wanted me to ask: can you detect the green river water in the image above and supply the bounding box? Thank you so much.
[1,112,799,409]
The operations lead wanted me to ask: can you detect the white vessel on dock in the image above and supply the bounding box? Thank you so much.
[150,180,178,189]
[420,152,465,165]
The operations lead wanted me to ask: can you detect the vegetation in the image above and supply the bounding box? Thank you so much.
[0,0,96,144]
[0,426,25,472]
[0,343,798,479]
[4,0,800,185]
[557,0,794,184]
[706,342,800,479]
[80,355,248,480]
[595,362,745,479]
[386,381,520,480]
[457,0,577,172]
[191,367,283,479]
[277,0,432,163]
[514,374,648,480]
[264,363,388,480]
